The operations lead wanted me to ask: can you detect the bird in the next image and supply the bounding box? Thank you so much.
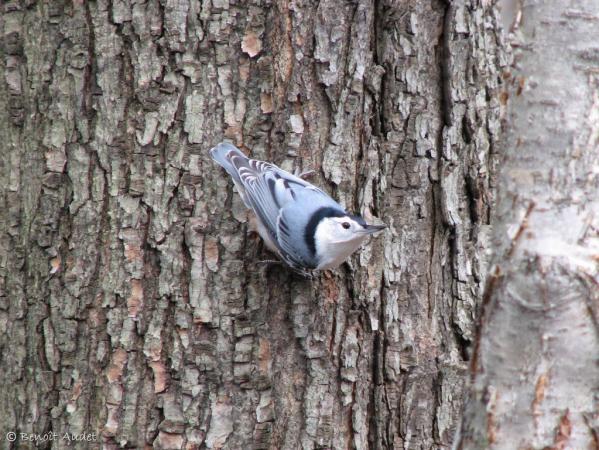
[210,142,386,274]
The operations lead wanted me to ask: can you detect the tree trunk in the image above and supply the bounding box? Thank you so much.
[0,1,503,449]
[456,1,599,449]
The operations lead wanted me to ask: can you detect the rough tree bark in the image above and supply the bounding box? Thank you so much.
[456,1,599,449]
[0,1,503,449]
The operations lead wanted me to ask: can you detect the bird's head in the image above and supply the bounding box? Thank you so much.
[308,207,386,269]
[317,214,386,244]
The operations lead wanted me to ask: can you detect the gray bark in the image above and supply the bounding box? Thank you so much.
[0,1,503,449]
[456,1,599,449]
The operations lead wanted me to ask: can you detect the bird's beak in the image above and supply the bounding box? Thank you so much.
[360,224,387,235]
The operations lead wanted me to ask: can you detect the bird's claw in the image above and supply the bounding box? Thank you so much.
[257,259,283,266]
[295,169,316,180]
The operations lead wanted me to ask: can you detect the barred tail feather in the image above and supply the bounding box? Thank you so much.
[210,142,252,207]
[210,142,247,179]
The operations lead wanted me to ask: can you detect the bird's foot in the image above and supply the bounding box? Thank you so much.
[291,267,317,279]
[256,259,283,267]
[295,168,316,180]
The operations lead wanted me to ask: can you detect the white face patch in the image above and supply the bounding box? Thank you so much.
[314,217,369,269]
[317,217,360,242]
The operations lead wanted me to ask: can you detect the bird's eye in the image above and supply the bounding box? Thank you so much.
[342,222,350,229]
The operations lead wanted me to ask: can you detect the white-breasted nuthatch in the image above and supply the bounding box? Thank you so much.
[210,142,386,273]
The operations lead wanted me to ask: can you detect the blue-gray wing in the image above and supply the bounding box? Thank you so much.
[276,187,342,269]
[234,160,341,269]
[210,142,340,269]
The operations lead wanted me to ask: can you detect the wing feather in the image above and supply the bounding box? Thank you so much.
[276,212,313,269]
[211,142,343,271]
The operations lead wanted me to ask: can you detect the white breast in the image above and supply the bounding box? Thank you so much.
[250,213,281,255]
[315,232,367,270]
